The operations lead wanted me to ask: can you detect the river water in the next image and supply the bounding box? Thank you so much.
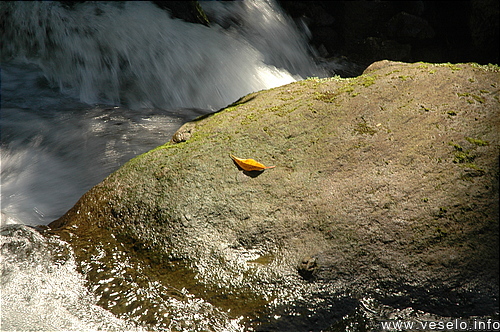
[3,2,492,331]
[0,1,336,330]
[1,0,329,227]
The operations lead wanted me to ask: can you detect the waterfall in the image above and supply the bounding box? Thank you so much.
[1,1,325,110]
[1,0,329,226]
[0,1,330,330]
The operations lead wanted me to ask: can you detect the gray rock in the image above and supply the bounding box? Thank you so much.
[49,61,500,330]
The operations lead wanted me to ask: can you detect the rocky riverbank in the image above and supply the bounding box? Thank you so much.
[48,61,499,330]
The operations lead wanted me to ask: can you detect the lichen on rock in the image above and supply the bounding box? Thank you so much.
[48,61,500,330]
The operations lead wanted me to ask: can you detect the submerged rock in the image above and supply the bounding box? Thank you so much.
[49,61,499,330]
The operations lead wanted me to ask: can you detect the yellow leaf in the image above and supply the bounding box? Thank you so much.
[230,155,276,172]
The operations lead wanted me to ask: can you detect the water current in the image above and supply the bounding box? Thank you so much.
[0,1,446,331]
[0,1,332,330]
[1,0,328,227]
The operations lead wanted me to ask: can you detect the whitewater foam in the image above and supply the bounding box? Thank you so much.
[1,1,325,110]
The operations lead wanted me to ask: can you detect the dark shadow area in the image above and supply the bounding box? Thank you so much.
[251,296,360,332]
[378,284,500,318]
[279,0,499,77]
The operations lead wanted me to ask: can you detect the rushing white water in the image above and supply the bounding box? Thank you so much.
[0,224,147,331]
[1,224,247,331]
[1,1,323,110]
[0,0,328,227]
[0,1,333,330]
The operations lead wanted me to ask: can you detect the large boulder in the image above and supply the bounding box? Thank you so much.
[49,61,499,330]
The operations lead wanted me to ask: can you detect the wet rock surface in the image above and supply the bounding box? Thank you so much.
[49,61,499,330]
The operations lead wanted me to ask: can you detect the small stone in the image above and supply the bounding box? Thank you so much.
[298,255,318,280]
[170,122,195,143]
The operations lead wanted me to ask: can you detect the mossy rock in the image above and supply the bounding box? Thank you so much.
[49,61,499,330]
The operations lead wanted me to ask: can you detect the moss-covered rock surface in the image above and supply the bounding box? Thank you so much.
[49,61,499,331]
